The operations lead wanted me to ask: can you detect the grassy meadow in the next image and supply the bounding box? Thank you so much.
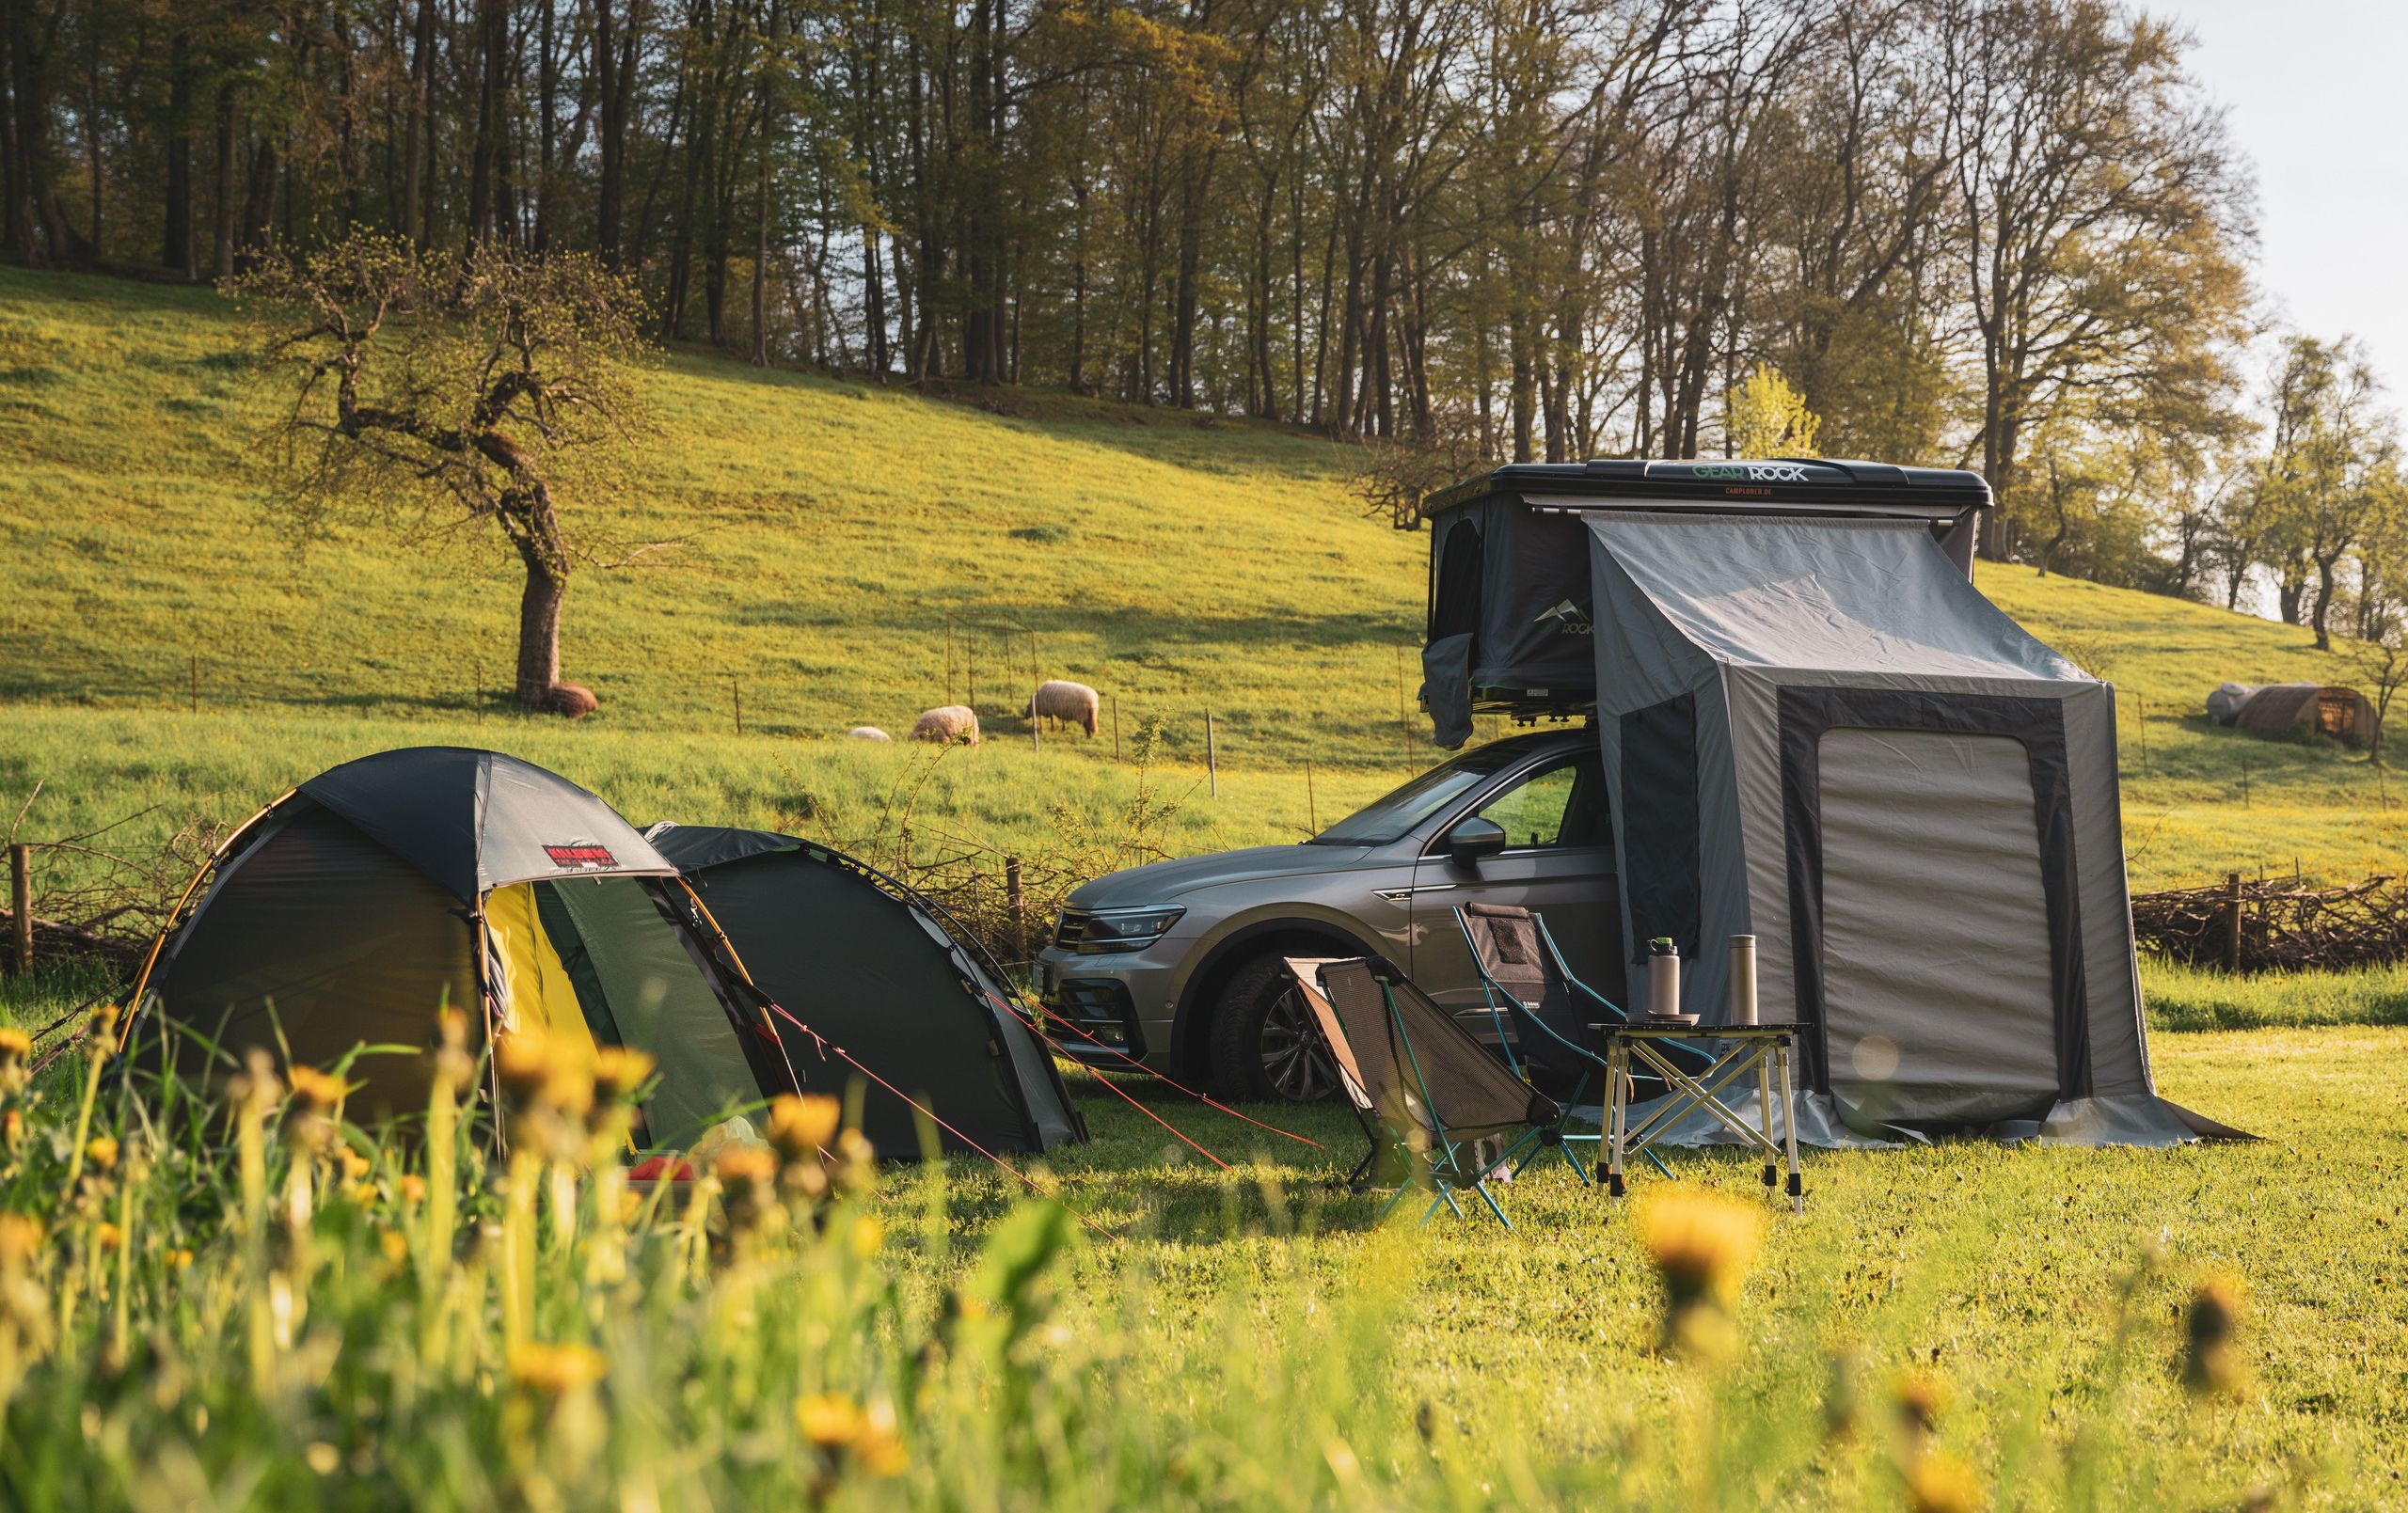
[5,267,2408,1507]
[5,264,2406,891]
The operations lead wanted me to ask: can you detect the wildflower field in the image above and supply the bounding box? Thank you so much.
[0,967,2400,1509]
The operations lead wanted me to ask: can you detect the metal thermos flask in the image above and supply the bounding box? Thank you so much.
[1646,937,1681,1018]
[1729,935,1758,1026]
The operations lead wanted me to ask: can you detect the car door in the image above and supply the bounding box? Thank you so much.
[1407,747,1624,1027]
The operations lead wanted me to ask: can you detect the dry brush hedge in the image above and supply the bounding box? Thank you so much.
[2131,874,2408,973]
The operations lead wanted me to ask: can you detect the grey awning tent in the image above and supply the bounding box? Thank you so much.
[643,825,1086,1158]
[1420,464,2234,1147]
[128,748,803,1146]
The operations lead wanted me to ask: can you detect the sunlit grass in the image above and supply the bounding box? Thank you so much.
[0,975,2396,1507]
[6,267,2407,888]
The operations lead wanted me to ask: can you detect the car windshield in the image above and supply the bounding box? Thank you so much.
[1307,744,1530,846]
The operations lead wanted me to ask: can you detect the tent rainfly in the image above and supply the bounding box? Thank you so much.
[1420,461,2239,1147]
[124,748,803,1149]
[642,825,1086,1157]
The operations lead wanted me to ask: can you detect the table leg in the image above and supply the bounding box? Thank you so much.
[1606,1041,1628,1200]
[1776,1039,1803,1214]
[1756,1048,1777,1193]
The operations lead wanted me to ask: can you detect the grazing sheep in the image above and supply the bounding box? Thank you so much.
[909,705,981,745]
[847,726,892,742]
[1021,679,1101,736]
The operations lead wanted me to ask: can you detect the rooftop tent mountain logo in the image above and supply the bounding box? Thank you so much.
[542,841,618,870]
[1533,599,1593,635]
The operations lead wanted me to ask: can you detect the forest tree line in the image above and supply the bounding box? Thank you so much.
[5,0,2403,628]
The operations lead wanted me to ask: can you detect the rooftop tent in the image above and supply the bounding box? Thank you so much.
[642,825,1086,1158]
[128,748,801,1144]
[1418,460,1990,745]
[1581,511,2228,1145]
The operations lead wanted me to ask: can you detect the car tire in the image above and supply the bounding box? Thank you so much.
[1208,953,1341,1104]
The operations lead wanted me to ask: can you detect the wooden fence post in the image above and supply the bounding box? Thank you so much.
[1006,856,1026,962]
[733,676,744,736]
[8,843,30,980]
[188,653,198,715]
[1306,759,1316,834]
[476,665,485,724]
[1206,711,1217,796]
[1112,696,1121,762]
[2225,871,2244,973]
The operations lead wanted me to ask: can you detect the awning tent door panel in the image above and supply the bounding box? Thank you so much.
[1815,728,2059,1126]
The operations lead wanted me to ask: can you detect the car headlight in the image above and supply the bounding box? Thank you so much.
[1067,905,1186,954]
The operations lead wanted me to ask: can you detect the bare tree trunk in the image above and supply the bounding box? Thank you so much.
[513,538,568,704]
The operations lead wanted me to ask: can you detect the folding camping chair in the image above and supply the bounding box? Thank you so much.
[1286,956,1560,1230]
[1454,903,1714,1183]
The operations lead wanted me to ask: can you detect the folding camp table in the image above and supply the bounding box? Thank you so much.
[1596,1022,1805,1212]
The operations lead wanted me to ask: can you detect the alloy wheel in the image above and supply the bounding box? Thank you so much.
[1258,985,1339,1102]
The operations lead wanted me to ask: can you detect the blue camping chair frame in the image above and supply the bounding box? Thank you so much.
[1454,906,1715,1184]
[1293,957,1552,1233]
[1369,974,1528,1230]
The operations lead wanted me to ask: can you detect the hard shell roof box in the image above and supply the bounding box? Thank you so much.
[1418,458,1994,728]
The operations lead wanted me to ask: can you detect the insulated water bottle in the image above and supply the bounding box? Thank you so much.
[1729,935,1758,1027]
[1646,937,1681,1019]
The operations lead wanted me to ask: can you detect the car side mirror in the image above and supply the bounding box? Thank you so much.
[1445,815,1508,870]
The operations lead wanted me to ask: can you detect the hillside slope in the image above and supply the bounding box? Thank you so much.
[1,267,2400,887]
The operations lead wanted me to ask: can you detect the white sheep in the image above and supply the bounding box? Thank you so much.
[909,705,982,745]
[847,726,892,742]
[1021,679,1101,736]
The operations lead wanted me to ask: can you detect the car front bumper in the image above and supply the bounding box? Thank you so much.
[1032,941,1190,1071]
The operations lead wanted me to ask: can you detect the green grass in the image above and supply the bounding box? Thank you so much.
[5,264,2405,895]
[1,962,2400,1505]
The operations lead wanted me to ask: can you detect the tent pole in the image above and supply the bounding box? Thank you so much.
[115,789,296,1052]
[667,876,808,1098]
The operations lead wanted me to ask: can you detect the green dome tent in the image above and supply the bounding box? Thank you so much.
[641,825,1086,1158]
[123,748,803,1149]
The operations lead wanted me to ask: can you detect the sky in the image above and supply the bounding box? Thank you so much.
[2168,0,2408,394]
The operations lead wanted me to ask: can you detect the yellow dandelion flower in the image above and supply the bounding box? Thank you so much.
[286,1065,349,1112]
[715,1146,778,1186]
[337,1148,372,1183]
[766,1095,842,1161]
[591,1047,656,1100]
[493,1034,560,1103]
[0,1029,30,1063]
[399,1174,428,1206]
[95,1222,122,1253]
[1640,1188,1764,1310]
[849,1216,885,1260]
[854,1399,908,1478]
[2182,1271,2247,1397]
[84,1136,119,1173]
[796,1392,865,1449]
[378,1230,409,1265]
[509,1342,607,1395]
[165,1248,195,1271]
[1904,1451,1983,1513]
[0,1214,42,1269]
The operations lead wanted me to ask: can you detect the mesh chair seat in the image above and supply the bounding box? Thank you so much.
[1459,903,1598,1092]
[1292,956,1558,1228]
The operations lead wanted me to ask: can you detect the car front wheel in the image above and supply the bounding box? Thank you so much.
[1208,954,1340,1104]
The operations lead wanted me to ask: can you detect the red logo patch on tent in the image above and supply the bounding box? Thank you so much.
[544,843,617,870]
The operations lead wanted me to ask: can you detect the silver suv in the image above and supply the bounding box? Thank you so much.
[1035,729,1621,1101]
